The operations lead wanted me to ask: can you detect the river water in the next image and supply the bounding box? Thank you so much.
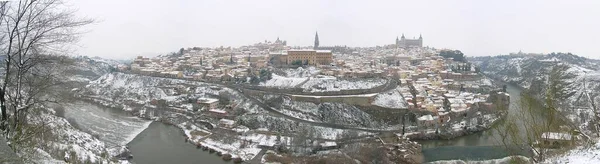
[419,84,532,162]
[63,101,227,164]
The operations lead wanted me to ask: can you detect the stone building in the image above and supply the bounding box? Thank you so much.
[396,34,423,48]
[287,49,333,66]
[313,31,353,54]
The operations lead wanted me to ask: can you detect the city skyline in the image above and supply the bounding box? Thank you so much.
[72,0,600,59]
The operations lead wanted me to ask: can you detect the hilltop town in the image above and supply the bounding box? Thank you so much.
[79,33,509,163]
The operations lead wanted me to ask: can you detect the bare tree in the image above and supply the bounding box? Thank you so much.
[494,65,577,162]
[0,0,92,144]
[582,73,600,137]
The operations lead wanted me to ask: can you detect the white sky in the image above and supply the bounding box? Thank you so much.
[71,0,600,59]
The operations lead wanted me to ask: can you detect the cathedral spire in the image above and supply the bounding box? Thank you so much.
[401,33,405,39]
[419,34,422,40]
[314,31,319,49]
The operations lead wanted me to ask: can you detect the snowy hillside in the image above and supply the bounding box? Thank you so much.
[261,66,387,92]
[301,76,387,92]
[470,52,600,134]
[66,56,118,82]
[372,87,408,109]
[259,74,308,88]
[469,53,599,89]
[23,110,115,163]
[283,67,320,78]
[547,140,600,164]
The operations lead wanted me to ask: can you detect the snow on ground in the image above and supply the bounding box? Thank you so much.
[547,140,600,164]
[278,107,318,122]
[259,74,307,88]
[199,136,263,161]
[84,72,230,107]
[31,112,113,163]
[23,148,67,164]
[178,122,212,143]
[479,78,493,87]
[69,75,91,83]
[284,67,320,78]
[284,98,320,115]
[62,101,153,147]
[301,77,387,92]
[290,93,378,98]
[279,97,384,128]
[372,87,407,109]
[86,73,170,104]
[429,156,531,164]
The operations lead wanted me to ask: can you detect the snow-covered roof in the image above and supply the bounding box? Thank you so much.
[219,119,235,125]
[319,141,337,147]
[542,132,573,140]
[417,114,434,121]
[198,97,219,104]
[288,49,316,52]
[208,109,226,114]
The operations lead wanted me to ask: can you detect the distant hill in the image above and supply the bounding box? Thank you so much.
[469,52,600,132]
[469,52,599,89]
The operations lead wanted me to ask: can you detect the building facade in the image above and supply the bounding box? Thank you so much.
[287,50,333,66]
[396,34,423,48]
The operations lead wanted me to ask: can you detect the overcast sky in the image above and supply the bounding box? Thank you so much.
[71,0,600,59]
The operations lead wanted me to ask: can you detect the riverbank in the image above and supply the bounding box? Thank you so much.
[158,119,251,163]
[76,93,258,163]
[418,82,526,162]
[127,122,230,164]
[407,112,505,140]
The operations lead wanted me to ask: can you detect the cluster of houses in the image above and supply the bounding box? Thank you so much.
[128,36,511,135]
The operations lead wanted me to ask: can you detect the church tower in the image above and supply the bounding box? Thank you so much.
[314,31,319,49]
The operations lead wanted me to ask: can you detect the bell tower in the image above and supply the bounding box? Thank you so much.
[314,31,320,49]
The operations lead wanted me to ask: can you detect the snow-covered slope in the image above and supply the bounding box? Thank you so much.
[22,110,115,163]
[259,74,307,88]
[65,56,118,82]
[469,53,599,89]
[470,52,600,134]
[547,140,600,164]
[372,87,408,109]
[85,73,172,104]
[301,77,387,92]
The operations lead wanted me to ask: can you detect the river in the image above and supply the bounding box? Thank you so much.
[63,101,227,164]
[419,84,532,162]
[127,122,229,164]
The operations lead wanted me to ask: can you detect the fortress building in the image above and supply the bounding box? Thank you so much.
[396,34,423,48]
